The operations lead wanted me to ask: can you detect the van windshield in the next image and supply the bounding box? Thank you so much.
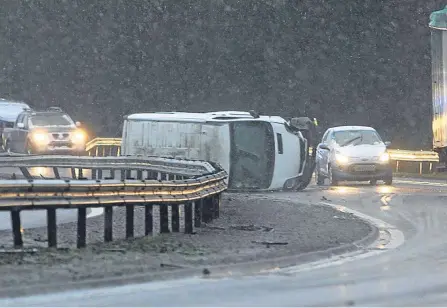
[229,121,275,189]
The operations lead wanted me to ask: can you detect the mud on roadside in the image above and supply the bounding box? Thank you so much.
[0,192,374,290]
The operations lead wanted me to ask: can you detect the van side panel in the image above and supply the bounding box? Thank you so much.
[269,122,302,189]
[121,120,230,173]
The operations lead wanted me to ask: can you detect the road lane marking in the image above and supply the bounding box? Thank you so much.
[278,201,405,274]
[394,179,447,187]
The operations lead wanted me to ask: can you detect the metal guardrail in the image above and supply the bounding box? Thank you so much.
[0,155,228,249]
[86,138,122,156]
[387,149,439,162]
[85,138,442,175]
[86,137,440,161]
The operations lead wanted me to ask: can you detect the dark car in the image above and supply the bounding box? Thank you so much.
[3,107,87,155]
[0,100,32,151]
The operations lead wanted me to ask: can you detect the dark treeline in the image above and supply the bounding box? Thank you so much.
[0,0,444,148]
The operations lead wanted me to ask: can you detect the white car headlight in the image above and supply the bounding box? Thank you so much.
[71,130,86,144]
[31,132,49,145]
[380,152,390,163]
[335,153,349,164]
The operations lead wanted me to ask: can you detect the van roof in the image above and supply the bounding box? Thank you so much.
[125,111,288,124]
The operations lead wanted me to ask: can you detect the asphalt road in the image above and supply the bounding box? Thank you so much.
[3,178,447,306]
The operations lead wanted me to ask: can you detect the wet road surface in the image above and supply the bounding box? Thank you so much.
[3,178,447,306]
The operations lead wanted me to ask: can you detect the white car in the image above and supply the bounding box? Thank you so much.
[315,126,393,186]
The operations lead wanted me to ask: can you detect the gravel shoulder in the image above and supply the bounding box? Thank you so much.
[0,192,375,296]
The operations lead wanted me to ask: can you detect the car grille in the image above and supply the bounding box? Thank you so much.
[347,164,379,174]
[51,133,70,141]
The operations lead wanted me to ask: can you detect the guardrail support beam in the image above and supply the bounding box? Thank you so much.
[194,200,202,228]
[159,206,170,233]
[108,169,115,179]
[212,194,220,219]
[184,202,193,234]
[171,204,180,232]
[53,167,60,179]
[97,169,103,180]
[202,197,213,223]
[126,205,134,238]
[71,168,77,179]
[19,167,32,179]
[137,170,143,180]
[104,207,113,242]
[10,210,23,247]
[77,208,87,248]
[145,205,153,235]
[47,209,57,248]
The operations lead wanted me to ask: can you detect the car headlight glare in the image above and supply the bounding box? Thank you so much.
[72,130,86,143]
[335,154,349,164]
[32,132,49,144]
[380,152,390,162]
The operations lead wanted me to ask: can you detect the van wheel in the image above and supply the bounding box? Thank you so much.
[384,177,393,186]
[369,179,377,186]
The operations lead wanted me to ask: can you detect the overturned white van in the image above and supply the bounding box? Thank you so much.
[121,111,316,191]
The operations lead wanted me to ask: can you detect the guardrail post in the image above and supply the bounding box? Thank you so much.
[171,204,180,232]
[184,202,193,234]
[159,206,170,233]
[104,207,113,242]
[97,169,103,180]
[71,168,77,179]
[53,167,60,179]
[145,205,153,235]
[106,169,115,180]
[91,168,97,180]
[126,205,134,238]
[202,197,213,223]
[47,209,57,248]
[137,170,143,180]
[10,210,23,247]
[194,199,202,228]
[77,208,87,248]
[212,194,220,219]
[19,167,32,179]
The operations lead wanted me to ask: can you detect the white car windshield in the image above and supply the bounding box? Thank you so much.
[334,130,382,147]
